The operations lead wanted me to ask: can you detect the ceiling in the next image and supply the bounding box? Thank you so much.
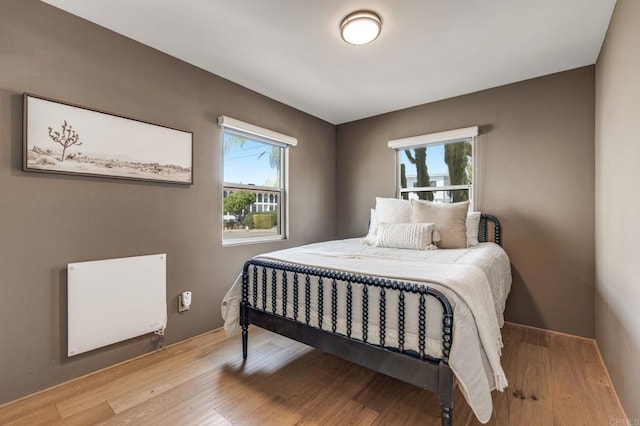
[42,0,616,125]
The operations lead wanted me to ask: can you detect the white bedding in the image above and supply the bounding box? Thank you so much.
[222,239,512,423]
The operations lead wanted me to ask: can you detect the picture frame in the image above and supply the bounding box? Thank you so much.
[23,93,193,185]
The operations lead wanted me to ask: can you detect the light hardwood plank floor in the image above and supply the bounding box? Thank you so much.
[0,323,627,425]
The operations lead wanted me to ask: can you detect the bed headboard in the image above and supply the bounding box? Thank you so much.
[479,214,502,246]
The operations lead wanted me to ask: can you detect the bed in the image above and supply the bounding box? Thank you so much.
[222,213,510,425]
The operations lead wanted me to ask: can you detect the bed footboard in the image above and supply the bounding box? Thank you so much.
[240,259,455,426]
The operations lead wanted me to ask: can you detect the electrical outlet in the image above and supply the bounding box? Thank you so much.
[178,291,192,312]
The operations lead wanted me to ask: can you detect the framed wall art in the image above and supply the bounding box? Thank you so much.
[23,94,193,184]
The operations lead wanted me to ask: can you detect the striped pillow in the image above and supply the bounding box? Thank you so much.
[375,222,437,250]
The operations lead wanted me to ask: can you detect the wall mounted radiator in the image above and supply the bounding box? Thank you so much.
[67,253,167,357]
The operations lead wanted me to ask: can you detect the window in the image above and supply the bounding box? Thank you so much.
[389,126,478,209]
[219,116,296,245]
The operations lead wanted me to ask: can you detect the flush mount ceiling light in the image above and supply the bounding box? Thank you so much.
[340,11,382,45]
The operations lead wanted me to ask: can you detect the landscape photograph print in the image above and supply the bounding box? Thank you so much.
[23,94,193,184]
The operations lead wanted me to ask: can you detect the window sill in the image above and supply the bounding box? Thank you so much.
[222,235,286,247]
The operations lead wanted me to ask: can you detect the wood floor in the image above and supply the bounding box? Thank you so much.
[0,323,627,425]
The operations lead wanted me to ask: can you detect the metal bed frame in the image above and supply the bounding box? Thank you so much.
[240,214,502,426]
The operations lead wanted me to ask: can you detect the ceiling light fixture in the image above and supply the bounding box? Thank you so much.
[340,11,382,45]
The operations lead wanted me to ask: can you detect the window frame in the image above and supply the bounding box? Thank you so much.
[389,126,478,210]
[219,116,296,246]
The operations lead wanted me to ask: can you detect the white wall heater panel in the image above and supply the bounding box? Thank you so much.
[67,253,167,357]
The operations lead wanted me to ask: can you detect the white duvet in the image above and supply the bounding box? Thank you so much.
[222,239,512,423]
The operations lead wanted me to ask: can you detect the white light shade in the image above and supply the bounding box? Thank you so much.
[340,11,382,45]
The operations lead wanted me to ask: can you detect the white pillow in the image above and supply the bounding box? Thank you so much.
[375,197,411,223]
[362,208,378,245]
[375,222,437,250]
[466,211,481,247]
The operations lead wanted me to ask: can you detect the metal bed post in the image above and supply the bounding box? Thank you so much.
[241,267,249,360]
[438,309,454,426]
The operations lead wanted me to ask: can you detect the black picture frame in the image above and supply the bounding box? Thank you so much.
[23,93,193,185]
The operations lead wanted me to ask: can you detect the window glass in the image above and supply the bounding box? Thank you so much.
[223,131,281,187]
[222,128,285,244]
[398,138,473,204]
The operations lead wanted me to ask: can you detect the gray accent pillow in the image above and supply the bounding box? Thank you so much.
[410,200,469,249]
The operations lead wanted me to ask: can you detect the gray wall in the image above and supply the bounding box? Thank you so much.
[336,67,596,338]
[595,0,640,420]
[0,0,336,403]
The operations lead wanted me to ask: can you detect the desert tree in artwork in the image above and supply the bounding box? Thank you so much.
[48,120,82,162]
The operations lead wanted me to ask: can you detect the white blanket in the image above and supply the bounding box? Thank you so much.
[222,239,511,423]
